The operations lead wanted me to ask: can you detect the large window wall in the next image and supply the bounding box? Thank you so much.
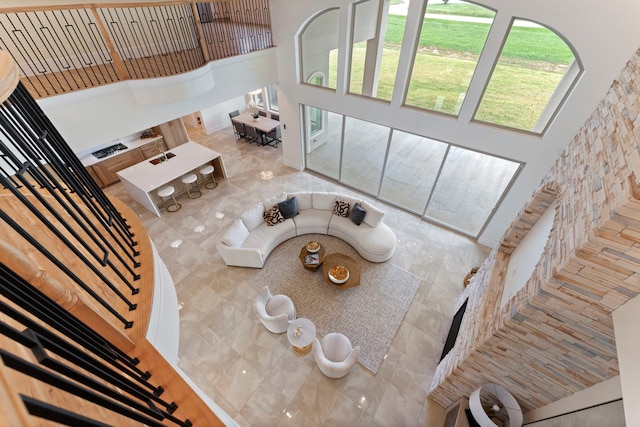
[300,2,581,135]
[303,105,522,237]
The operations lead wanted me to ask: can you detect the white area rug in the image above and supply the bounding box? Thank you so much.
[247,234,420,374]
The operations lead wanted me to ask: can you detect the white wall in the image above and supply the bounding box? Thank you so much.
[199,96,247,135]
[270,0,640,246]
[37,49,278,154]
[502,199,557,307]
[523,377,623,423]
[613,293,640,426]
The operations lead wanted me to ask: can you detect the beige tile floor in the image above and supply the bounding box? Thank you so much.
[105,124,491,427]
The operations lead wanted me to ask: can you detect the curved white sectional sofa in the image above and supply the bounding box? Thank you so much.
[217,191,397,268]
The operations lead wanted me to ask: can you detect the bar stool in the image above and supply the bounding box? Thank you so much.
[157,185,181,212]
[181,172,201,199]
[199,164,218,189]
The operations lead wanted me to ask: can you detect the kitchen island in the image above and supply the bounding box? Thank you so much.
[117,141,227,216]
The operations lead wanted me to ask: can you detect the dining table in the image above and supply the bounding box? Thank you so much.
[232,111,280,145]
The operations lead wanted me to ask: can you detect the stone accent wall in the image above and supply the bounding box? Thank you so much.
[429,49,640,411]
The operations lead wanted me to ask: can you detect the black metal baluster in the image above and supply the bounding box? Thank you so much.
[0,211,135,326]
[0,268,147,382]
[1,352,179,427]
[21,396,113,427]
[1,14,57,96]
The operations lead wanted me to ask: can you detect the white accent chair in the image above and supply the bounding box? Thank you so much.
[253,286,296,333]
[312,333,361,378]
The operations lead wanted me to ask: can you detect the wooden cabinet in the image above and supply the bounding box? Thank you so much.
[90,149,144,187]
[138,137,165,159]
[153,118,189,149]
[85,164,103,187]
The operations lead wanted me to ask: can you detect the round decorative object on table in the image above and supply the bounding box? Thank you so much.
[469,383,523,427]
[306,241,320,253]
[328,265,349,284]
[287,318,316,355]
[299,242,325,271]
[322,253,361,289]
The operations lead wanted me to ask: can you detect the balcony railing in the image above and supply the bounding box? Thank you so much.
[0,0,273,98]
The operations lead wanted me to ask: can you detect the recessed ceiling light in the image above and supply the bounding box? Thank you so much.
[170,239,183,248]
[215,212,225,219]
[194,225,205,232]
[260,170,274,180]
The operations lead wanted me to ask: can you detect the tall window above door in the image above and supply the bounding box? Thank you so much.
[299,8,340,89]
[405,1,495,115]
[348,0,407,101]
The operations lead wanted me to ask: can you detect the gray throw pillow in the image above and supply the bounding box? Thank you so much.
[349,202,367,225]
[278,197,299,219]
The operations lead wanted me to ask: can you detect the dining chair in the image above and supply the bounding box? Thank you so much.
[232,121,247,140]
[264,126,281,148]
[244,125,262,144]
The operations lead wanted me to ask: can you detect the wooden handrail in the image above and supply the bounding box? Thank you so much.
[0,0,272,98]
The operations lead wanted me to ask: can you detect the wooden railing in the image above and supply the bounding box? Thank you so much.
[0,0,272,98]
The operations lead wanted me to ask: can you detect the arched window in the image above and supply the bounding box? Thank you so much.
[474,19,581,133]
[348,0,408,101]
[299,8,340,89]
[405,1,496,115]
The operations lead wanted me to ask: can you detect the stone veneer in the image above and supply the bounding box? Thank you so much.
[429,48,640,412]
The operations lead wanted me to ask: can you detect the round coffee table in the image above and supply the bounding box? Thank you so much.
[322,253,361,289]
[287,317,316,355]
[299,241,325,271]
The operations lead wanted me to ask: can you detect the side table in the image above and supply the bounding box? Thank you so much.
[299,242,325,271]
[287,317,316,356]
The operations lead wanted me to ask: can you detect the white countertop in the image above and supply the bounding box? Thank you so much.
[79,135,163,167]
[116,141,222,193]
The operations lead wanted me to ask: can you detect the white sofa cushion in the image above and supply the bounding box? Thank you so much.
[288,191,313,210]
[222,219,249,247]
[293,209,333,235]
[240,201,265,231]
[361,200,385,228]
[313,192,337,210]
[329,215,396,259]
[262,192,288,211]
[243,219,296,256]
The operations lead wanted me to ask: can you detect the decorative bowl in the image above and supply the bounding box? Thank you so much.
[306,241,320,253]
[328,265,349,284]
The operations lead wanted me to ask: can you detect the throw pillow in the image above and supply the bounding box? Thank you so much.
[263,206,285,226]
[349,202,367,225]
[222,219,249,247]
[278,197,299,219]
[240,202,265,231]
[334,200,350,217]
[361,201,385,228]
